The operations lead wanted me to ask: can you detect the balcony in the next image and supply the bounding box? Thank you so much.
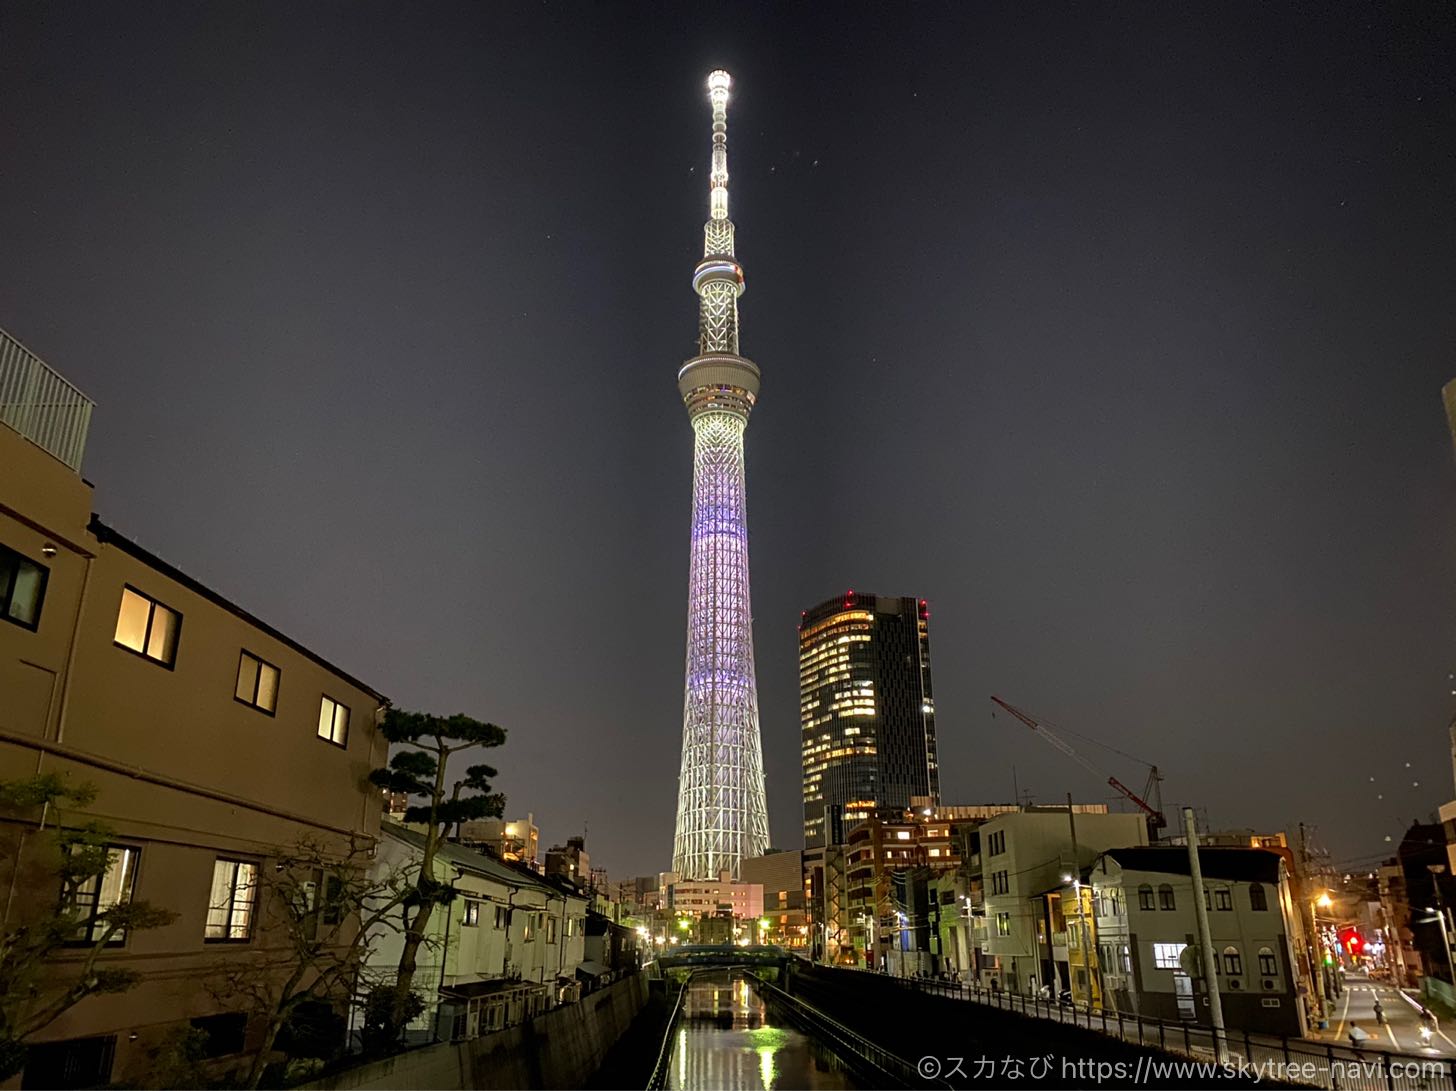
[0,328,93,472]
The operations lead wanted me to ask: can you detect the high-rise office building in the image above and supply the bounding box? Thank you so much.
[799,592,940,847]
[671,71,770,880]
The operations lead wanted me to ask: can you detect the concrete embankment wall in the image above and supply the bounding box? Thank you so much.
[301,974,648,1091]
[792,966,1274,1088]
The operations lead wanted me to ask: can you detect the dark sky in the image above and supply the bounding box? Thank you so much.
[4,2,1455,881]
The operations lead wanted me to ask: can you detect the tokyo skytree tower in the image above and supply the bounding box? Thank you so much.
[671,70,770,881]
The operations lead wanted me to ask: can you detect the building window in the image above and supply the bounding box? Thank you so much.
[1214,886,1232,911]
[234,651,280,714]
[113,586,181,667]
[462,900,481,926]
[1222,946,1243,976]
[69,845,141,946]
[991,871,1009,895]
[988,831,1006,856]
[206,859,258,942]
[20,1034,116,1090]
[547,915,558,943]
[317,696,349,747]
[494,906,507,928]
[1153,942,1186,969]
[189,1013,248,1058]
[1158,884,1175,911]
[1258,947,1278,976]
[1249,882,1268,911]
[0,544,48,631]
[1138,884,1155,911]
[996,912,1011,936]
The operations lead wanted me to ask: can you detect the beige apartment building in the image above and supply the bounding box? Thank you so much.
[0,330,388,1087]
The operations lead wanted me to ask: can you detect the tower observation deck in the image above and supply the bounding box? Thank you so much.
[671,70,770,880]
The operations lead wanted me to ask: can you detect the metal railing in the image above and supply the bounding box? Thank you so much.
[645,971,697,1091]
[758,978,947,1089]
[887,973,1456,1090]
[0,328,93,472]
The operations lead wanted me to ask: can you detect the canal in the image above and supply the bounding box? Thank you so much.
[665,972,863,1090]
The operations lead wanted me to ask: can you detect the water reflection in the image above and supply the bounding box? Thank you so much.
[667,972,860,1090]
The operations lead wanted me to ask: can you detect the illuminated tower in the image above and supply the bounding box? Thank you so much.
[672,70,770,880]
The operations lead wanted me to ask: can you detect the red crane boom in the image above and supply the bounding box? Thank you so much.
[991,695,1166,834]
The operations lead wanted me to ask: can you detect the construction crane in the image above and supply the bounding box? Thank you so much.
[991,695,1166,837]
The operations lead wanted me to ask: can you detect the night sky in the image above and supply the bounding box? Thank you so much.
[4,3,1455,881]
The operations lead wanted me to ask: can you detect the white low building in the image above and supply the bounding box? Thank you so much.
[1090,846,1307,1037]
[364,821,589,1042]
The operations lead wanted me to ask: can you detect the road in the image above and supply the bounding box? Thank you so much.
[1325,970,1456,1058]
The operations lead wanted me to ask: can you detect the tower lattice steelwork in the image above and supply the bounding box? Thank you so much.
[672,70,770,881]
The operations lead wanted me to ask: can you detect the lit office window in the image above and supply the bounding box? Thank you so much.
[114,586,181,667]
[206,859,258,941]
[317,696,350,747]
[1153,942,1186,969]
[235,651,280,714]
[70,845,141,945]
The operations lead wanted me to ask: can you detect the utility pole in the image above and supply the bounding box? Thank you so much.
[1068,793,1095,1011]
[1186,807,1227,1063]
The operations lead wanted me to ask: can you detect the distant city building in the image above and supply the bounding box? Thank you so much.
[457,814,541,868]
[800,592,940,847]
[742,849,809,949]
[668,872,764,921]
[545,835,590,886]
[0,327,388,1088]
[671,70,770,881]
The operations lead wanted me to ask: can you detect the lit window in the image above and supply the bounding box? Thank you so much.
[317,696,350,747]
[0,544,48,630]
[547,915,558,943]
[69,845,140,945]
[206,859,258,941]
[235,651,280,714]
[1153,942,1186,969]
[114,586,181,667]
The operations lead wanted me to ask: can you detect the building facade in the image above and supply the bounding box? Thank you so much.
[367,823,588,1043]
[671,70,770,881]
[0,329,388,1087]
[1090,847,1307,1037]
[800,593,939,848]
[456,814,540,869]
[976,809,1148,994]
[742,849,809,949]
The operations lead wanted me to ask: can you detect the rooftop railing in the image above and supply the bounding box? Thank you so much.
[0,328,93,472]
